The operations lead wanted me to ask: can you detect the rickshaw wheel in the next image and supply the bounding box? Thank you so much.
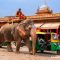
[0,46,2,48]
[57,50,60,55]
[41,50,44,53]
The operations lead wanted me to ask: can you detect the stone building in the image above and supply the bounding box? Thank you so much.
[0,5,60,32]
[27,5,60,30]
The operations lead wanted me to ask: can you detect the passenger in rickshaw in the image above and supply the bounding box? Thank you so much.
[58,25,60,40]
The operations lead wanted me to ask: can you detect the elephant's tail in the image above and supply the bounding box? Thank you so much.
[0,31,4,42]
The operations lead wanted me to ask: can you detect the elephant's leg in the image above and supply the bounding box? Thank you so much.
[16,40,21,53]
[26,38,32,54]
[7,42,13,52]
[32,38,36,55]
[0,42,2,48]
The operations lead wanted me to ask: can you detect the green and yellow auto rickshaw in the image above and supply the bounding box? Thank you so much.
[35,32,60,54]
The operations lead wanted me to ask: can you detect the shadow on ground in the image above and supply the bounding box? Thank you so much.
[0,47,58,57]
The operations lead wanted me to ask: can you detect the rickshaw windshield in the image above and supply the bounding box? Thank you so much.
[52,34,58,40]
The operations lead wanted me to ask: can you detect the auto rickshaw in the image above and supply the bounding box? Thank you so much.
[35,31,60,54]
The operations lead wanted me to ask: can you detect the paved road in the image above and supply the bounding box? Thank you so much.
[0,46,60,60]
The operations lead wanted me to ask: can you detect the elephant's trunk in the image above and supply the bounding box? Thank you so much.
[31,28,37,55]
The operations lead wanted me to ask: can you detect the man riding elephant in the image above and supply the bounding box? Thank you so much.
[0,19,36,55]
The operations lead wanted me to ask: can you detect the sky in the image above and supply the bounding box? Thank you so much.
[0,0,60,17]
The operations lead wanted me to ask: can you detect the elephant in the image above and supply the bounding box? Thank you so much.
[0,19,37,55]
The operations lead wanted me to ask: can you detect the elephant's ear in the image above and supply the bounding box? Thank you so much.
[16,26,26,37]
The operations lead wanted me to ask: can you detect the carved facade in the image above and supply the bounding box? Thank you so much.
[27,5,60,29]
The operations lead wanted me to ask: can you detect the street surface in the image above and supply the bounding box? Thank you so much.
[0,45,60,60]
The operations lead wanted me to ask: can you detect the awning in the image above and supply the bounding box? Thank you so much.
[34,23,44,27]
[40,23,60,29]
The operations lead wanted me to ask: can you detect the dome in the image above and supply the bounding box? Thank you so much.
[36,5,52,14]
[40,5,49,10]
